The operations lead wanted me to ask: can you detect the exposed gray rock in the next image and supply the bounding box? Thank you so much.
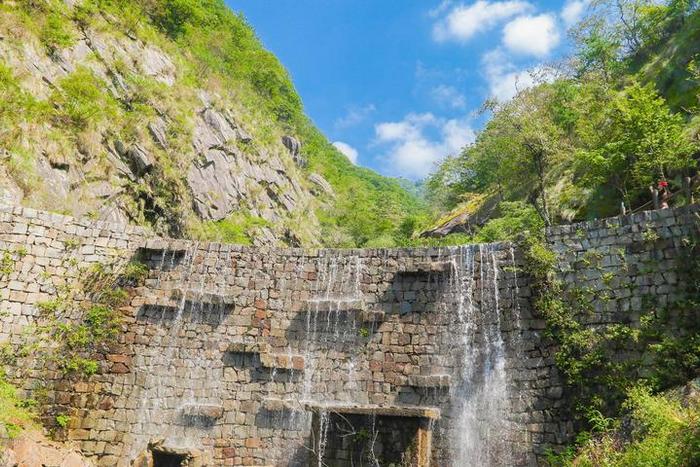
[86,181,121,200]
[186,108,311,228]
[282,135,300,156]
[201,108,238,144]
[282,135,307,168]
[229,114,253,142]
[0,17,322,245]
[97,202,129,225]
[421,193,502,238]
[105,147,136,181]
[187,148,244,221]
[140,45,176,86]
[115,141,154,175]
[129,145,154,174]
[0,164,22,206]
[147,118,169,150]
[251,226,277,247]
[308,172,334,197]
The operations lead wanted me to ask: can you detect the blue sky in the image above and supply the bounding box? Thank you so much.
[227,1,589,180]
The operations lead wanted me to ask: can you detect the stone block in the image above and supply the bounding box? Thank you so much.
[406,374,451,388]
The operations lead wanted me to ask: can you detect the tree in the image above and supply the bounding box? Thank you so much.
[576,82,697,205]
[468,87,570,226]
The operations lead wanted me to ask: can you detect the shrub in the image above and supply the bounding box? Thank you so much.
[476,201,545,243]
[53,67,119,129]
[40,11,74,53]
[122,261,149,286]
[191,212,270,245]
[54,413,70,429]
[0,251,14,276]
[0,370,36,438]
[36,299,62,315]
[562,386,700,466]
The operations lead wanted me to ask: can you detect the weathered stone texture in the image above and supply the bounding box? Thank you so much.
[0,203,697,466]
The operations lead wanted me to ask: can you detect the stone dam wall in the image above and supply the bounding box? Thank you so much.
[0,204,698,466]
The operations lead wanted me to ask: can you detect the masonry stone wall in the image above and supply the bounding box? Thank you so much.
[0,204,697,466]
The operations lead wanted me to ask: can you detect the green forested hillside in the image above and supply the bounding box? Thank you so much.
[0,0,425,247]
[425,0,700,243]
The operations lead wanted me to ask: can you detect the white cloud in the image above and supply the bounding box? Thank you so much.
[334,104,376,129]
[502,14,560,57]
[561,0,588,27]
[374,113,475,179]
[481,48,552,101]
[332,141,359,164]
[433,0,533,42]
[430,84,467,109]
[428,0,453,18]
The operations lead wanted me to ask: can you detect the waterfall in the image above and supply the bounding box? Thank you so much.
[450,243,519,466]
[300,251,365,406]
[129,243,230,457]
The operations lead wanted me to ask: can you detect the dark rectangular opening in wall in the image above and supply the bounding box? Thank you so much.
[311,413,431,467]
[152,450,185,467]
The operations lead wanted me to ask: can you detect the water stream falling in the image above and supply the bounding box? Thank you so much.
[123,240,525,465]
[129,243,233,457]
[449,243,521,466]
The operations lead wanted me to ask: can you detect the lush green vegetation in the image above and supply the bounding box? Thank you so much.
[427,0,700,240]
[522,224,700,464]
[0,369,36,439]
[0,0,425,247]
[190,211,270,246]
[547,385,700,466]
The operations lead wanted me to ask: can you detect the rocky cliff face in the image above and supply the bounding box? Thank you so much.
[1,431,93,467]
[0,2,330,246]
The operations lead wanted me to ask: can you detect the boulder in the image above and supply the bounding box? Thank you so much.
[147,118,169,150]
[421,193,501,238]
[282,135,307,168]
[308,173,334,197]
[114,141,154,176]
[1,431,93,467]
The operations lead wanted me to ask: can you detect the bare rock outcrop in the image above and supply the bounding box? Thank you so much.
[0,5,324,245]
[0,431,92,467]
[308,172,334,197]
[282,135,307,168]
[186,105,310,226]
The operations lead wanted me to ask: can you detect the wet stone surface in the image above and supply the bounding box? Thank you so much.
[0,204,697,466]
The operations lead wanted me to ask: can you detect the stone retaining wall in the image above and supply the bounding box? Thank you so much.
[0,204,697,466]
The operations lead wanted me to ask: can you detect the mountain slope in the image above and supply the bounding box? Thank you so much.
[0,0,423,247]
[424,2,700,241]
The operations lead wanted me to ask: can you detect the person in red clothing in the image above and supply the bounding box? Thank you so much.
[658,180,670,209]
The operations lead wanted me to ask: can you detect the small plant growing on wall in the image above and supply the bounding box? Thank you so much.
[642,228,660,243]
[54,413,70,429]
[0,251,14,277]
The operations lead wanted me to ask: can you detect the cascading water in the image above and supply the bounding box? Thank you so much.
[122,239,525,465]
[129,243,231,457]
[294,251,368,463]
[449,243,521,467]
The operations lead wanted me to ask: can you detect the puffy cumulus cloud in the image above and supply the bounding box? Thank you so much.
[561,0,588,27]
[502,14,560,57]
[432,0,532,42]
[334,104,376,129]
[430,84,467,109]
[332,141,359,164]
[374,113,475,179]
[481,49,553,101]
